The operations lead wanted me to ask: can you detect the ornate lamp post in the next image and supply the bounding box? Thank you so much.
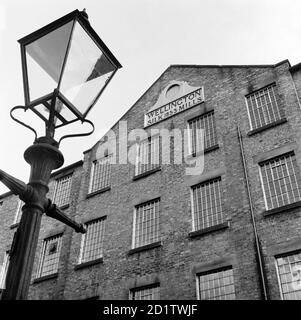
[0,9,121,300]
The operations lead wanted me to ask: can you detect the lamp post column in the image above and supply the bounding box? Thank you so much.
[1,138,64,300]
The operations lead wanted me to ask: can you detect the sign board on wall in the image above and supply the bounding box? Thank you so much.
[144,81,204,127]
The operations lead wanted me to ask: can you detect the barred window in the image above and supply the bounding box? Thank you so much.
[246,83,284,130]
[191,177,223,231]
[53,174,72,207]
[130,284,160,300]
[0,251,9,289]
[188,111,217,154]
[13,200,23,225]
[197,268,236,300]
[36,234,62,278]
[135,135,160,176]
[259,153,301,210]
[79,217,106,264]
[89,155,113,193]
[276,251,301,300]
[133,199,160,248]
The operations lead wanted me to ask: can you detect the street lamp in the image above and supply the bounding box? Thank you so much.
[0,9,121,300]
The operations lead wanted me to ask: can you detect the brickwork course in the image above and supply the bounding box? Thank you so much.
[1,59,301,300]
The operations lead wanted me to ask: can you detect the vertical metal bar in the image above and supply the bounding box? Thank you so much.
[237,125,268,300]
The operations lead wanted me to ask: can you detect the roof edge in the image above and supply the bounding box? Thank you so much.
[169,59,290,69]
[82,59,291,155]
[290,62,301,73]
[83,65,172,154]
[50,160,83,178]
[0,190,13,200]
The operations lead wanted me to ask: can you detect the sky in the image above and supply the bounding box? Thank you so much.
[0,0,301,194]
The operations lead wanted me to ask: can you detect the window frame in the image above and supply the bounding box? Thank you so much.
[132,198,161,250]
[134,135,161,178]
[0,251,10,290]
[35,233,63,280]
[129,283,160,300]
[258,152,301,211]
[196,266,236,300]
[12,200,23,226]
[53,174,73,208]
[245,83,284,131]
[275,250,301,300]
[78,216,106,265]
[190,177,224,232]
[88,154,113,195]
[187,110,218,156]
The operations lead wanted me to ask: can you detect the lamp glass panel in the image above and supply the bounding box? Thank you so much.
[25,21,73,102]
[59,21,116,115]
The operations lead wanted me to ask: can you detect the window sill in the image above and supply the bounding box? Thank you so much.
[32,273,58,284]
[247,118,287,136]
[128,241,162,255]
[188,144,220,158]
[189,222,230,238]
[263,201,301,217]
[86,187,111,199]
[133,167,161,181]
[74,257,103,270]
[10,222,19,229]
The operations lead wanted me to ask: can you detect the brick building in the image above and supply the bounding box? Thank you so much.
[1,59,301,300]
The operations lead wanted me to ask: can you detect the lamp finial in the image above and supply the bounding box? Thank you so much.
[80,8,89,21]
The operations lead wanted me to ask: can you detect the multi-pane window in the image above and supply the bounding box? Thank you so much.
[0,251,9,289]
[276,251,301,300]
[12,200,23,225]
[79,217,106,264]
[246,83,284,130]
[53,174,72,207]
[191,177,223,231]
[130,284,160,300]
[197,268,236,300]
[36,234,62,278]
[135,135,160,176]
[89,155,112,193]
[259,152,301,210]
[133,199,160,248]
[188,111,217,154]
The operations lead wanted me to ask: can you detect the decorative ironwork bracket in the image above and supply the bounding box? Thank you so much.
[0,168,86,234]
[10,106,38,141]
[10,105,95,147]
[58,119,95,145]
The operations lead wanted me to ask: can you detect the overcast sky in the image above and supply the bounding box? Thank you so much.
[0,0,301,194]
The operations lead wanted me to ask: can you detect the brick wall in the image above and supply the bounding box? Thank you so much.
[1,61,301,300]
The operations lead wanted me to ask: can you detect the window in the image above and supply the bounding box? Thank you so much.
[276,251,301,300]
[191,177,223,231]
[12,200,23,225]
[53,174,72,207]
[259,152,301,210]
[246,83,284,130]
[197,267,235,300]
[89,155,112,193]
[188,111,217,154]
[0,251,10,289]
[130,283,160,300]
[135,135,160,176]
[36,234,62,278]
[133,199,160,249]
[79,217,106,264]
